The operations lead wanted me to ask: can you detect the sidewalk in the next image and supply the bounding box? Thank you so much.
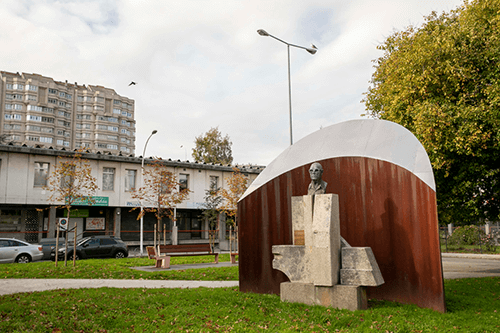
[441,252,500,260]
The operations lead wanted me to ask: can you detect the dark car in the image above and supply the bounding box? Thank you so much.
[51,236,128,261]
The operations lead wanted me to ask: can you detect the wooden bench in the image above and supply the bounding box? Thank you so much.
[151,244,219,269]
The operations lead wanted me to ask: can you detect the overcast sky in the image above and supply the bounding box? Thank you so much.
[0,0,464,166]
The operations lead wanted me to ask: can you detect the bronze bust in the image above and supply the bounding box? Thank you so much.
[307,162,327,195]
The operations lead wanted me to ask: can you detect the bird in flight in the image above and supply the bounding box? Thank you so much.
[128,81,137,86]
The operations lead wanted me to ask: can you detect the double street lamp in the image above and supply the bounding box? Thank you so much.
[257,29,317,145]
[140,129,157,255]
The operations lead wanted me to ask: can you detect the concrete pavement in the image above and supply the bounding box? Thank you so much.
[0,253,498,296]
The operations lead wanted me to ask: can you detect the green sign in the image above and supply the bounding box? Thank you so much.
[63,209,89,218]
[71,196,109,206]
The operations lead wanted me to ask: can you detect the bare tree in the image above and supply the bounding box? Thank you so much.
[130,158,189,245]
[45,151,98,267]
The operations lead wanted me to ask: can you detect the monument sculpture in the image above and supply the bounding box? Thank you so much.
[307,162,327,195]
[272,162,384,311]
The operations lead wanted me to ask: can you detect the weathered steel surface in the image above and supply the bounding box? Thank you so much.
[238,156,445,312]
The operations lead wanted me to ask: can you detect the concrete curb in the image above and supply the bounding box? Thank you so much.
[441,252,500,260]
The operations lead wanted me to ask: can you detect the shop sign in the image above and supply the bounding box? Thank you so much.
[63,209,89,218]
[71,196,109,206]
[86,217,105,230]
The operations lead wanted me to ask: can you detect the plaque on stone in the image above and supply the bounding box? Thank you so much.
[294,230,305,245]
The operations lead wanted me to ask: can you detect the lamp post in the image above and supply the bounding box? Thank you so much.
[257,29,317,145]
[140,129,157,255]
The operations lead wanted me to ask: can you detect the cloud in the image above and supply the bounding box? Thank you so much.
[0,0,464,165]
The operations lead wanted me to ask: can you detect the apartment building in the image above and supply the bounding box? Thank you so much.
[0,144,263,247]
[0,71,135,155]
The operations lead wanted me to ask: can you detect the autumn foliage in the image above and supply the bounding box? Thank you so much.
[45,151,98,267]
[219,167,248,227]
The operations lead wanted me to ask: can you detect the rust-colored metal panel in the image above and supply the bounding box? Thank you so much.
[238,156,445,312]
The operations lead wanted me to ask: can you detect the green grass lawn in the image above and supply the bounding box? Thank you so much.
[0,254,238,280]
[1,256,499,332]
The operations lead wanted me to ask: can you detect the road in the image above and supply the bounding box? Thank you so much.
[442,255,500,279]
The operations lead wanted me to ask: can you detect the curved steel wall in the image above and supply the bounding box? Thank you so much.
[239,155,445,312]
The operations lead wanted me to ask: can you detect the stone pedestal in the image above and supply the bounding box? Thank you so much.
[280,282,367,311]
[272,193,383,311]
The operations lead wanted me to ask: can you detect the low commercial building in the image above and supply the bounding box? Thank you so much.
[0,143,262,247]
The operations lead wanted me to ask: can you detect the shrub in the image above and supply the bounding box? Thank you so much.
[448,225,497,252]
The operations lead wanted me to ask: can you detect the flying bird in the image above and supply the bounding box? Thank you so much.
[311,44,317,50]
[128,81,137,86]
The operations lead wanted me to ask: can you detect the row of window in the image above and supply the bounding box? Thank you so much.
[5,104,23,110]
[48,89,72,99]
[113,100,133,109]
[112,108,133,117]
[34,163,138,191]
[5,93,36,101]
[6,84,37,91]
[4,114,22,120]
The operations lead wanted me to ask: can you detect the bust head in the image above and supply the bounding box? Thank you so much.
[309,162,323,182]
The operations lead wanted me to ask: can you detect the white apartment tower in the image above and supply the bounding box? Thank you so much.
[0,71,135,155]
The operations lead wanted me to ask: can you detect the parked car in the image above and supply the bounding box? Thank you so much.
[39,238,66,260]
[51,235,128,261]
[0,238,44,263]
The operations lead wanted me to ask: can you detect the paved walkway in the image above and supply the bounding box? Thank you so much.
[1,253,498,296]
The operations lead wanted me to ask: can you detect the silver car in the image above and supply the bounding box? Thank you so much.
[0,238,44,263]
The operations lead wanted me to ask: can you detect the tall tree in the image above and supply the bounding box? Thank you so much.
[192,127,233,164]
[46,151,98,267]
[219,167,248,227]
[363,0,500,225]
[130,158,189,244]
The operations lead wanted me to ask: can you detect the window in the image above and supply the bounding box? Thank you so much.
[26,95,37,101]
[13,114,21,120]
[41,117,54,123]
[59,92,66,98]
[113,100,121,105]
[97,143,107,148]
[48,98,57,104]
[6,83,13,89]
[113,108,121,114]
[49,88,57,94]
[28,115,41,122]
[210,176,219,191]
[28,105,42,112]
[103,168,115,191]
[108,126,118,132]
[27,85,38,91]
[42,107,54,114]
[14,84,24,90]
[40,137,52,143]
[95,96,104,103]
[66,93,72,99]
[14,104,22,110]
[27,136,39,142]
[77,114,91,120]
[108,135,118,141]
[94,105,104,111]
[179,174,189,192]
[108,117,118,123]
[27,125,41,132]
[4,114,12,120]
[41,127,53,133]
[125,170,136,191]
[58,101,66,107]
[107,144,118,150]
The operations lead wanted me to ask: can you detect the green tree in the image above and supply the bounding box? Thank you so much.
[192,127,233,164]
[363,0,500,225]
[45,151,98,267]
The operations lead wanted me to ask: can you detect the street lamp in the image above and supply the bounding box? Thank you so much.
[140,129,157,255]
[257,29,317,145]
